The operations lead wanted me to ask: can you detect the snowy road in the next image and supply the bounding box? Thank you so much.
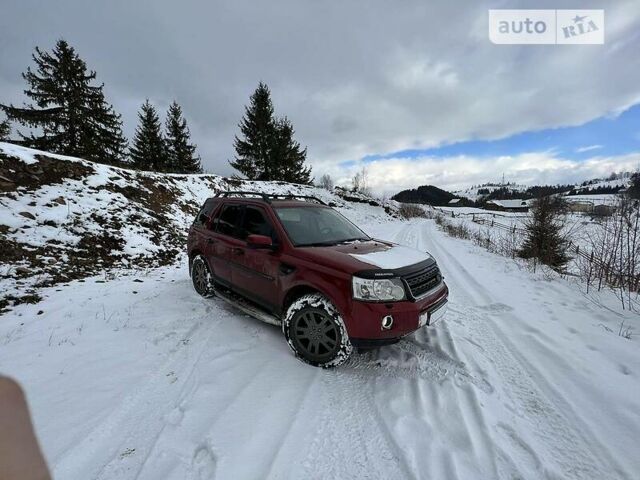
[1,219,639,479]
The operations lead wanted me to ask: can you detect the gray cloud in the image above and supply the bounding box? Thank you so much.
[1,0,639,182]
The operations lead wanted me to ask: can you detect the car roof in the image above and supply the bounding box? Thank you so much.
[209,197,328,208]
[270,200,328,208]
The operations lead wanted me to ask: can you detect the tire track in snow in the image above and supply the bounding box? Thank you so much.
[52,306,236,480]
[409,219,630,480]
[297,369,416,480]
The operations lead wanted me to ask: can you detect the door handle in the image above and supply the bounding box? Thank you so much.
[232,247,244,255]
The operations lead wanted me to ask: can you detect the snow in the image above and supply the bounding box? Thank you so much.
[486,199,530,208]
[350,243,433,269]
[1,217,639,479]
[2,142,639,479]
[564,193,619,206]
[0,141,83,165]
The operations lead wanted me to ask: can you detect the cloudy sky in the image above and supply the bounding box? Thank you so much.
[1,0,639,194]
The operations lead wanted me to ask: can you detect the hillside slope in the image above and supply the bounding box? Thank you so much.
[0,143,398,311]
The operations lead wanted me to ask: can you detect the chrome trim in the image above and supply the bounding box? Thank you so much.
[413,280,445,301]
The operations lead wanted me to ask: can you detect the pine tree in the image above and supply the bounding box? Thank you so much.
[231,82,276,180]
[270,117,312,184]
[0,39,127,164]
[129,100,167,172]
[0,117,9,141]
[519,196,569,270]
[231,82,312,183]
[164,101,202,173]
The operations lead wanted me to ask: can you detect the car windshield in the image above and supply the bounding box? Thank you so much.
[275,206,370,247]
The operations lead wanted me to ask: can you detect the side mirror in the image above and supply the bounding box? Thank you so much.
[247,234,274,249]
[199,213,209,224]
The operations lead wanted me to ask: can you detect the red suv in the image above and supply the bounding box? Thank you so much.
[187,192,448,367]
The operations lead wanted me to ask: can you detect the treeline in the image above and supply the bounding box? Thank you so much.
[1,40,312,183]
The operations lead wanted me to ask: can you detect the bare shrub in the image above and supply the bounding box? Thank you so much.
[435,214,471,239]
[584,197,640,310]
[318,174,334,191]
[351,167,371,195]
[399,203,427,219]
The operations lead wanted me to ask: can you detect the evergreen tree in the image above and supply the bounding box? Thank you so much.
[129,100,167,171]
[164,101,202,173]
[231,82,312,183]
[519,196,569,270]
[270,117,312,184]
[0,117,9,141]
[231,82,275,180]
[0,39,127,164]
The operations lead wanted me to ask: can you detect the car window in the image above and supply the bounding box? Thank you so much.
[213,204,243,238]
[193,199,216,227]
[239,206,277,242]
[275,206,369,246]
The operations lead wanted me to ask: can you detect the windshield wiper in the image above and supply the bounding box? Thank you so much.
[297,241,341,247]
[335,237,370,244]
[298,237,370,247]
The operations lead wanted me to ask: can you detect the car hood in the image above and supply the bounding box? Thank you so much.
[295,240,434,274]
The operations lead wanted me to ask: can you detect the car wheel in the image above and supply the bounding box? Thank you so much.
[191,255,214,298]
[283,293,352,368]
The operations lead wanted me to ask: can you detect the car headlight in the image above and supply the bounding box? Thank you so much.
[352,276,406,302]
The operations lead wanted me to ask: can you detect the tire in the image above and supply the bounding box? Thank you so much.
[283,293,353,368]
[190,255,215,298]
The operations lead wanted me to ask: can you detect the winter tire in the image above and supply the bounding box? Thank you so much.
[283,293,353,368]
[191,255,215,298]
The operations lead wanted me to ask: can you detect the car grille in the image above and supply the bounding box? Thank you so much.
[403,263,442,298]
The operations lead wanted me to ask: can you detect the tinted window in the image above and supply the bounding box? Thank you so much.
[193,199,216,227]
[239,207,277,241]
[275,207,369,246]
[214,204,243,238]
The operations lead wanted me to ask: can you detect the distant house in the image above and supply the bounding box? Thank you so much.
[564,195,619,215]
[448,198,464,207]
[592,204,616,216]
[567,201,593,213]
[484,199,530,212]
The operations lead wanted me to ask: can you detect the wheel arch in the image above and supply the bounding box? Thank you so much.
[282,284,323,313]
[188,249,204,275]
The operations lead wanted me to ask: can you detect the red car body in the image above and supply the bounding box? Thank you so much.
[187,195,448,346]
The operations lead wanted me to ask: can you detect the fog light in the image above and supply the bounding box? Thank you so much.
[381,315,394,330]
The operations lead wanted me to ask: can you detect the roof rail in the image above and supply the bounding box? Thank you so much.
[215,191,327,205]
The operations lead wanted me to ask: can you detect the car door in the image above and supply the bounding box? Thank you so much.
[231,205,281,312]
[209,203,244,286]
[190,198,217,261]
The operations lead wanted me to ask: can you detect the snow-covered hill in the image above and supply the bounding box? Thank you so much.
[454,174,632,203]
[453,182,529,202]
[0,142,399,312]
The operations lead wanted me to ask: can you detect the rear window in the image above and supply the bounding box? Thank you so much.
[239,206,278,242]
[193,199,217,227]
[213,204,243,238]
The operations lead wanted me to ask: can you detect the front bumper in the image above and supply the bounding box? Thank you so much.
[346,281,448,341]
